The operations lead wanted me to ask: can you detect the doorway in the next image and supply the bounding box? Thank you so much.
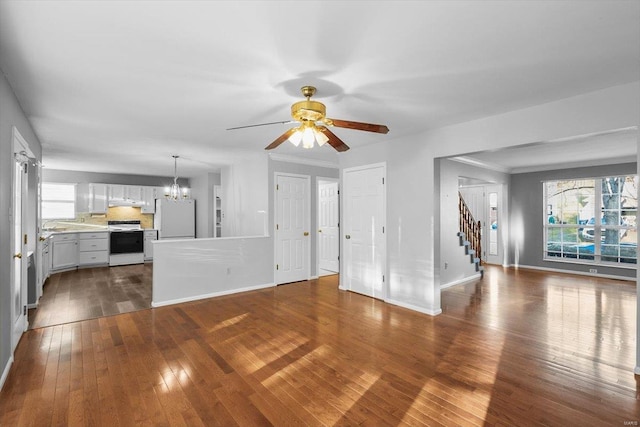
[274,173,311,284]
[317,178,339,276]
[341,163,386,299]
[11,127,33,353]
[458,183,504,265]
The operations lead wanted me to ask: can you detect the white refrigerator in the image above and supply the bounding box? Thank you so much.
[154,199,196,239]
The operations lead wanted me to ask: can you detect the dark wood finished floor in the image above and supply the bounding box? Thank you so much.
[28,264,152,329]
[2,266,639,425]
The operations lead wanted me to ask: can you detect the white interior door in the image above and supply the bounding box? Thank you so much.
[12,129,30,352]
[342,164,386,299]
[318,179,339,274]
[275,174,310,284]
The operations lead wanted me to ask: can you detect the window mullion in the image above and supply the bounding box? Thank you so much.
[594,179,602,262]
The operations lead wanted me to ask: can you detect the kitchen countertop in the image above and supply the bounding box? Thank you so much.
[42,227,157,239]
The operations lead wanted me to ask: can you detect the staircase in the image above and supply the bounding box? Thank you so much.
[458,192,484,278]
[456,231,484,277]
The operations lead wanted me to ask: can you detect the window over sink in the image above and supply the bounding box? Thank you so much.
[42,183,76,220]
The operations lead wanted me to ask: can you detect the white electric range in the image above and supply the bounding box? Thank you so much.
[108,220,144,266]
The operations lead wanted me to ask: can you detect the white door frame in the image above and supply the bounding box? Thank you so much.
[11,127,32,353]
[274,172,311,284]
[316,177,340,276]
[340,162,387,299]
[459,183,506,265]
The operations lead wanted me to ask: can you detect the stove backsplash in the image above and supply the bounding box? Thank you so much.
[44,207,154,231]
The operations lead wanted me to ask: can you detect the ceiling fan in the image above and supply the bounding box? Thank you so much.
[227,86,389,152]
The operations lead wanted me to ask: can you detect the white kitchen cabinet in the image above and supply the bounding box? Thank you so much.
[141,187,157,214]
[51,233,78,270]
[126,185,143,202]
[109,184,125,202]
[89,183,108,214]
[144,229,157,260]
[78,232,109,266]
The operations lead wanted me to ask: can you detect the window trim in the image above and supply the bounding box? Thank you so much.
[543,175,637,267]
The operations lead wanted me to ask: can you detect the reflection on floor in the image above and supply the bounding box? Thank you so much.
[28,263,152,329]
[4,266,638,425]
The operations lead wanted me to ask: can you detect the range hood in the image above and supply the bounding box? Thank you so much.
[108,199,145,207]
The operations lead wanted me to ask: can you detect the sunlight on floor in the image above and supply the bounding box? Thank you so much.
[208,312,249,333]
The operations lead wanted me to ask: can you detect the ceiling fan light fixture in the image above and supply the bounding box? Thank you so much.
[288,129,302,147]
[315,129,329,146]
[302,126,316,149]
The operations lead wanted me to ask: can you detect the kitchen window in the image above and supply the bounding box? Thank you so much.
[42,183,76,220]
[544,176,637,266]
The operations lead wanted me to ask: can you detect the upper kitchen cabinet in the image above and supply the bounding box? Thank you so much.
[89,183,108,214]
[109,184,126,202]
[108,185,145,206]
[127,185,143,202]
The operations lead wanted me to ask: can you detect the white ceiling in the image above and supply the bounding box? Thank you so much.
[0,1,638,178]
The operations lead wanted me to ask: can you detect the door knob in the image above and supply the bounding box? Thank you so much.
[14,253,22,259]
[303,232,309,236]
[318,229,322,233]
[345,235,351,240]
[39,236,46,241]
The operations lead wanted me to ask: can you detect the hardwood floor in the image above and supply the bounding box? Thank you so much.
[28,264,152,329]
[2,266,639,425]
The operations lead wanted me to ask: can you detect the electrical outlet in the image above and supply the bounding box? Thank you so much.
[444,262,448,270]
[589,268,597,274]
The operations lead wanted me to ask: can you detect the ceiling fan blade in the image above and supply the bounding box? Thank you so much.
[265,128,298,150]
[318,126,350,152]
[326,118,389,134]
[227,120,295,131]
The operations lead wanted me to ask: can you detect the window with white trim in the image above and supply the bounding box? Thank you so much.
[544,176,637,265]
[42,183,76,220]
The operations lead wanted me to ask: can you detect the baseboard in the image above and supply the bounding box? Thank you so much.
[310,275,319,280]
[384,298,442,316]
[509,264,634,282]
[440,273,482,290]
[0,355,14,392]
[151,282,275,308]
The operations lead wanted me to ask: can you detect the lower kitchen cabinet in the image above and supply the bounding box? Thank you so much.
[144,229,157,260]
[79,232,109,266]
[51,233,78,270]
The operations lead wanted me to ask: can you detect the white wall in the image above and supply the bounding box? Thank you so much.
[152,236,273,306]
[221,152,269,237]
[191,172,220,238]
[340,82,640,315]
[0,72,43,387]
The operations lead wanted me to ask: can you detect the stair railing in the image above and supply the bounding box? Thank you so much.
[458,192,482,265]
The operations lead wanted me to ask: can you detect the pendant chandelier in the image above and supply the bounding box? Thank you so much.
[165,155,188,200]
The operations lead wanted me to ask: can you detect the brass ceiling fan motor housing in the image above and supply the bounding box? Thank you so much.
[291,86,326,122]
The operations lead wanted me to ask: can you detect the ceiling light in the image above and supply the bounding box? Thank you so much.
[288,129,302,147]
[166,155,189,200]
[315,129,329,146]
[302,126,316,149]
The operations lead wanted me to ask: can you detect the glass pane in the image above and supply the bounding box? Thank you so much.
[602,227,621,245]
[546,179,595,225]
[561,227,579,243]
[547,227,561,243]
